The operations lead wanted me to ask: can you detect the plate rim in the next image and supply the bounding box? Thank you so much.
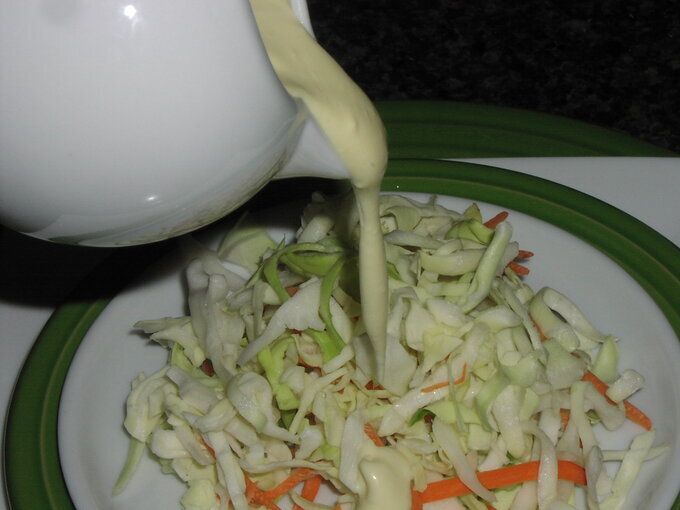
[376,100,677,158]
[4,157,680,510]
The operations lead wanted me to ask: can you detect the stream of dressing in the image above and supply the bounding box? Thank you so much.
[249,0,388,384]
[249,1,410,509]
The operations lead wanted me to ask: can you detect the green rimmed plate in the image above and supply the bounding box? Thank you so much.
[4,103,680,510]
[377,100,677,158]
[8,161,680,509]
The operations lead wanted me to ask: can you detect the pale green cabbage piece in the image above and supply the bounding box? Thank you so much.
[591,336,620,384]
[180,478,220,510]
[218,224,277,273]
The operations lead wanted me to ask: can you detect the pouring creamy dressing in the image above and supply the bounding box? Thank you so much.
[249,0,409,508]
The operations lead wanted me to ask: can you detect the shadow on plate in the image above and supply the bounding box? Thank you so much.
[0,178,346,308]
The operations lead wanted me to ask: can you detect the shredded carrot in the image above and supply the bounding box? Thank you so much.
[507,261,530,276]
[560,409,571,429]
[454,363,468,385]
[363,423,385,447]
[417,460,586,503]
[486,503,497,510]
[292,475,323,510]
[244,475,260,500]
[301,475,322,500]
[483,211,509,229]
[622,401,653,431]
[420,381,449,393]
[260,468,317,501]
[286,286,300,297]
[581,371,609,394]
[421,364,467,393]
[411,488,424,510]
[516,249,534,260]
[245,475,281,510]
[582,372,652,430]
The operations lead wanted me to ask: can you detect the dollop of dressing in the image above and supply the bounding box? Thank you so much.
[357,442,413,510]
[250,0,389,380]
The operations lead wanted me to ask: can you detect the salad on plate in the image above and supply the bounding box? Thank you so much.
[114,192,664,510]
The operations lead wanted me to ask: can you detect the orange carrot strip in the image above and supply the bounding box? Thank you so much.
[411,488,424,510]
[454,363,468,385]
[516,249,534,260]
[418,460,586,503]
[245,476,281,510]
[483,211,509,229]
[420,381,449,393]
[622,402,653,431]
[261,468,317,501]
[582,372,652,430]
[421,364,468,393]
[507,261,530,276]
[244,475,260,500]
[292,475,323,510]
[301,475,322,500]
[363,423,385,447]
[560,409,571,429]
[286,286,300,297]
[581,371,610,393]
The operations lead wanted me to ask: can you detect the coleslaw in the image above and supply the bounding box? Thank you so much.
[115,192,664,510]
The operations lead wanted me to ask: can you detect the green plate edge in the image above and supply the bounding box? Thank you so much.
[4,299,110,509]
[377,100,677,157]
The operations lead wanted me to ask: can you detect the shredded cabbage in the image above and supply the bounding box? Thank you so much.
[116,193,662,510]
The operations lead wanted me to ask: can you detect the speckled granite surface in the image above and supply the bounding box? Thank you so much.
[307,0,680,153]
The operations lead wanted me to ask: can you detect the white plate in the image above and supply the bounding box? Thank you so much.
[58,193,680,509]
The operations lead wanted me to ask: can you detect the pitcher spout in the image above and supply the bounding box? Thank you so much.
[275,115,349,181]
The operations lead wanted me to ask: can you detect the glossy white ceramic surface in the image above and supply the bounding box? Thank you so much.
[0,0,343,246]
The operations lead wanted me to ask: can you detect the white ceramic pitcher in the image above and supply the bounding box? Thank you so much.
[0,0,347,246]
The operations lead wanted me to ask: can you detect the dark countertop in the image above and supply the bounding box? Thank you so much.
[307,0,680,154]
